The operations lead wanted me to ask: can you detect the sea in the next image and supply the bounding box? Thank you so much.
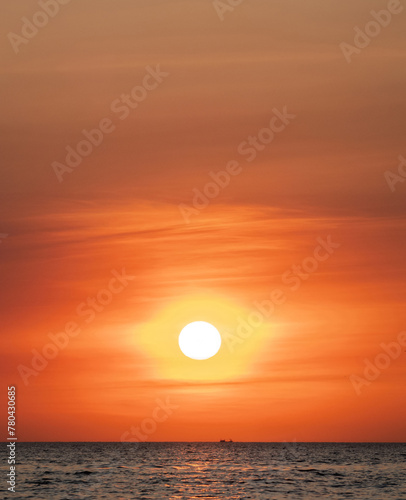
[1,442,405,499]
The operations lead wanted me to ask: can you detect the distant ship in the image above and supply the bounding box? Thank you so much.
[219,439,233,442]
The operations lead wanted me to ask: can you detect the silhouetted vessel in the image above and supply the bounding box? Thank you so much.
[219,439,233,442]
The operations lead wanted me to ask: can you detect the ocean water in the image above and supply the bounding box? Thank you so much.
[2,442,405,499]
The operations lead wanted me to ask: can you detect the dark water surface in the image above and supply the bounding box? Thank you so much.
[1,442,405,499]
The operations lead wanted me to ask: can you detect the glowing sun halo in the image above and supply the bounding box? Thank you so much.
[178,321,222,360]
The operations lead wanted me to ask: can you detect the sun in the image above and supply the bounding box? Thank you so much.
[178,321,222,360]
[136,293,271,381]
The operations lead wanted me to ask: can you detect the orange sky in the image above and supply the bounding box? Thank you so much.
[1,0,405,442]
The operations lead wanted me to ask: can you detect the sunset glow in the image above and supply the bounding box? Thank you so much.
[1,0,405,447]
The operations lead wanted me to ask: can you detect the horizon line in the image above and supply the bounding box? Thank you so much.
[5,441,406,444]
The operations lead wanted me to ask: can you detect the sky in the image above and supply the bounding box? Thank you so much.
[0,0,405,442]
